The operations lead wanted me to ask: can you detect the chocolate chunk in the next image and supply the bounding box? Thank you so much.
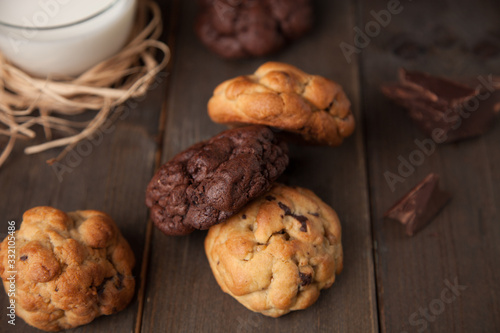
[265,195,276,201]
[384,173,451,236]
[381,69,500,143]
[242,214,246,219]
[20,255,28,261]
[278,202,308,232]
[97,277,113,295]
[276,229,291,241]
[116,273,124,291]
[308,212,320,217]
[278,202,292,215]
[294,215,308,232]
[299,272,312,286]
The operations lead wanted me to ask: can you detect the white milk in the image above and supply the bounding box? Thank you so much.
[0,0,137,77]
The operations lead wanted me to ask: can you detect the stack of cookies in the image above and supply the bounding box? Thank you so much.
[146,62,354,317]
[0,62,354,332]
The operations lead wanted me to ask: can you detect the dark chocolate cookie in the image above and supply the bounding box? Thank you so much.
[195,0,313,59]
[145,125,289,235]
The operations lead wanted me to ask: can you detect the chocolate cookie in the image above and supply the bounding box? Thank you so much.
[195,0,313,59]
[0,207,135,331]
[205,184,343,317]
[145,125,289,236]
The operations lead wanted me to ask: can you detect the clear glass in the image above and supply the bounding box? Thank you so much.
[0,0,137,77]
[0,0,120,31]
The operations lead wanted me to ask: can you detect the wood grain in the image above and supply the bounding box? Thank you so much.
[140,0,378,332]
[359,0,500,332]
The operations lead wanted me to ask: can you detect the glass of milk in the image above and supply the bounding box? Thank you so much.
[0,0,137,77]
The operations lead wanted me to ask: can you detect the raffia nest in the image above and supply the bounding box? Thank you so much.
[0,1,170,167]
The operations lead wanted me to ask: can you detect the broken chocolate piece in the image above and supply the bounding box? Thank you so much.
[381,69,500,143]
[384,173,451,236]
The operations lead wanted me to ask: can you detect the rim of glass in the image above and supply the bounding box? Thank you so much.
[0,0,121,31]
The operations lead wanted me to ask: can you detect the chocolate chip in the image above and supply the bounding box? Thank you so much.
[279,202,308,231]
[242,214,246,219]
[97,277,113,295]
[299,272,312,286]
[294,215,308,232]
[324,100,334,111]
[265,195,276,201]
[55,287,59,292]
[20,255,28,261]
[116,273,124,291]
[278,202,292,215]
[309,212,320,217]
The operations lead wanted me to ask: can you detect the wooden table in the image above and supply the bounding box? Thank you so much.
[1,0,499,332]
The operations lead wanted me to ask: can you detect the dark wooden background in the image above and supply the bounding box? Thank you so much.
[1,0,499,332]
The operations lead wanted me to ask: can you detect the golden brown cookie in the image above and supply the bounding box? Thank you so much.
[208,62,355,146]
[0,207,135,331]
[205,184,343,317]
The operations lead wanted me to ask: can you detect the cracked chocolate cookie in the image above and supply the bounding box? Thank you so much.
[208,62,356,146]
[205,184,343,317]
[145,125,289,236]
[195,0,313,59]
[0,207,135,331]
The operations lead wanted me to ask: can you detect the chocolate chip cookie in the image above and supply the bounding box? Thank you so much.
[205,184,343,317]
[196,0,313,58]
[146,125,289,236]
[208,62,356,146]
[0,207,135,331]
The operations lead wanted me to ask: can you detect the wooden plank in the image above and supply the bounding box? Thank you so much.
[360,0,500,332]
[141,0,378,332]
[0,16,169,333]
